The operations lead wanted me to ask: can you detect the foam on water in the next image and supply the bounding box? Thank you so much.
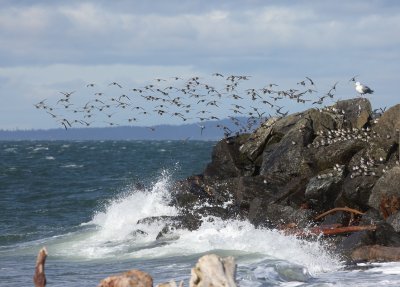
[133,217,340,274]
[60,164,83,168]
[89,171,178,242]
[50,171,178,258]
[48,172,341,276]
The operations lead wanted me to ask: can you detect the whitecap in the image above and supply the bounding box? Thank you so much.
[61,164,83,168]
[4,147,17,153]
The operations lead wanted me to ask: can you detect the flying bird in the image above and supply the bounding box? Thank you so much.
[355,82,374,96]
[305,77,315,86]
[109,82,122,88]
[349,75,359,82]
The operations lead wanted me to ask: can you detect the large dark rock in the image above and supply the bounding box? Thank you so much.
[137,214,202,240]
[335,98,372,129]
[239,117,277,162]
[314,140,366,171]
[387,211,400,232]
[338,209,400,259]
[248,201,313,228]
[305,168,345,212]
[373,104,400,140]
[259,115,314,177]
[368,166,400,218]
[168,98,400,261]
[336,175,377,211]
[203,135,255,179]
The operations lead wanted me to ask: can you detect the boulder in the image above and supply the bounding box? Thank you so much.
[203,135,254,179]
[387,211,400,232]
[305,168,345,211]
[340,209,400,250]
[248,201,312,228]
[260,115,314,177]
[137,215,202,241]
[368,166,400,218]
[335,98,372,129]
[373,104,400,140]
[311,139,366,172]
[239,117,277,161]
[337,175,377,210]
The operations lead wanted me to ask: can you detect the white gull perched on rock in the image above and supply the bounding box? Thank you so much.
[355,81,374,96]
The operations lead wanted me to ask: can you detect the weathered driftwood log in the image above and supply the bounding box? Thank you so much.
[189,254,237,287]
[351,245,400,262]
[314,207,364,221]
[156,280,184,287]
[33,247,48,287]
[284,225,376,237]
[98,269,153,287]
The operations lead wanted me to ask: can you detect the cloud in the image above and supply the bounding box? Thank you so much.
[0,0,399,129]
[0,1,398,67]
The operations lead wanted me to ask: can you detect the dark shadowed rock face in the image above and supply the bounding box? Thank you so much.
[169,98,400,261]
[305,168,344,212]
[373,104,400,140]
[337,175,376,211]
[387,212,400,232]
[203,135,255,179]
[369,166,400,219]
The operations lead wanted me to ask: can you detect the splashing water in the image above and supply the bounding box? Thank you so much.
[47,171,341,276]
[52,171,178,258]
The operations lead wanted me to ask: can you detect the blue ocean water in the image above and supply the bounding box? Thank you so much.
[1,141,400,286]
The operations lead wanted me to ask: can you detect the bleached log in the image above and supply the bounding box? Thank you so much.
[156,280,184,287]
[33,247,48,287]
[98,269,153,287]
[283,224,376,237]
[189,254,237,287]
[351,245,400,262]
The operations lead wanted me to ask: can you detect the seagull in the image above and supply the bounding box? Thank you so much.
[355,82,374,96]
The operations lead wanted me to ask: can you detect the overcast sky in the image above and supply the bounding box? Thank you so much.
[0,0,399,130]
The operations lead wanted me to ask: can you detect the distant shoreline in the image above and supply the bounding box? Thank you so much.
[0,119,245,141]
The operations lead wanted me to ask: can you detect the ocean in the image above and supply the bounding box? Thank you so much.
[1,140,400,286]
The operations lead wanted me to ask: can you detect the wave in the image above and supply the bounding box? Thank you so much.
[60,164,83,168]
[43,171,341,275]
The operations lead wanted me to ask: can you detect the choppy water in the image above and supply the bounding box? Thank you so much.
[1,141,400,286]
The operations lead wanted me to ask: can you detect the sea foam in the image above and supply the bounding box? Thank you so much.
[51,172,341,275]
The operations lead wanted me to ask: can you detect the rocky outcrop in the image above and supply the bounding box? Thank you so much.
[163,98,400,261]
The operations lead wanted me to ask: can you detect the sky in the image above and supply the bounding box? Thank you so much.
[0,0,399,130]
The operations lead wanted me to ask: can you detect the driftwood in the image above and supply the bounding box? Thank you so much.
[284,224,377,237]
[189,254,237,287]
[98,269,153,287]
[352,245,400,262]
[156,281,184,287]
[33,247,48,287]
[314,207,364,221]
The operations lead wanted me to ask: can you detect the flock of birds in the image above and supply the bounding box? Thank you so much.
[34,73,374,138]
